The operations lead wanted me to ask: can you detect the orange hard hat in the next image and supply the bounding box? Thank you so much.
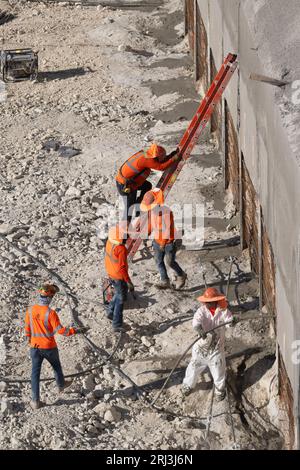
[140,188,164,212]
[108,222,128,245]
[38,284,59,297]
[197,287,226,303]
[146,143,166,159]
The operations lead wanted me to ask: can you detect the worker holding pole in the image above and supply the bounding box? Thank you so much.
[182,287,237,401]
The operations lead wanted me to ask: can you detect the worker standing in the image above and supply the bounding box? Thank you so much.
[104,223,134,332]
[116,143,181,221]
[140,188,187,289]
[182,288,236,401]
[25,284,86,410]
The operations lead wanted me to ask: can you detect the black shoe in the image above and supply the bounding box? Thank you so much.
[113,326,125,334]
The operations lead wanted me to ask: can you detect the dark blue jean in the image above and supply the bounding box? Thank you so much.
[116,180,152,222]
[153,241,184,281]
[30,347,65,401]
[107,279,128,329]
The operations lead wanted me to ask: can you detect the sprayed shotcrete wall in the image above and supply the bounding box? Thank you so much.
[185,0,300,449]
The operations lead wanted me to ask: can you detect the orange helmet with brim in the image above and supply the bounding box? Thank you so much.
[108,221,128,245]
[145,143,166,159]
[197,287,226,303]
[140,188,164,212]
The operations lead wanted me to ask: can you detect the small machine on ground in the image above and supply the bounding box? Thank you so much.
[0,49,38,82]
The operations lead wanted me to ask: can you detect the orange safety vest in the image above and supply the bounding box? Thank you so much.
[25,305,76,349]
[116,150,151,189]
[151,207,175,246]
[105,239,129,281]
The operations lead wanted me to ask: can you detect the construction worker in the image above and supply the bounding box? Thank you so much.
[25,284,87,410]
[104,223,134,332]
[140,188,187,289]
[182,287,237,402]
[116,143,181,221]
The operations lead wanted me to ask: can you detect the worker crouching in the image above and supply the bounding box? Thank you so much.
[116,143,181,221]
[182,288,236,402]
[140,188,187,289]
[25,284,87,410]
[104,223,134,333]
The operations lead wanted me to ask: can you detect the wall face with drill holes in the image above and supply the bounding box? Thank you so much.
[185,0,300,449]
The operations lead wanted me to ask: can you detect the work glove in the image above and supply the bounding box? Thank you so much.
[172,150,182,162]
[230,316,239,327]
[127,281,135,292]
[75,326,89,334]
[194,325,207,339]
[168,148,179,159]
[196,332,214,356]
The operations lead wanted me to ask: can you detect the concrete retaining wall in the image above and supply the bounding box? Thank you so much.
[192,0,300,448]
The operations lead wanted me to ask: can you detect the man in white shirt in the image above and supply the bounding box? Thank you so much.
[182,287,236,401]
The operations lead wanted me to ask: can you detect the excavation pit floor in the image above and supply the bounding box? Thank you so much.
[0,0,286,450]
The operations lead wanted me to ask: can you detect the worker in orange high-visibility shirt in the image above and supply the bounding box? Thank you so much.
[116,143,181,221]
[25,284,87,410]
[104,223,134,333]
[140,188,187,290]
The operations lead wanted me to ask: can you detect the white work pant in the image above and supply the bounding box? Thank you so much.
[183,343,226,393]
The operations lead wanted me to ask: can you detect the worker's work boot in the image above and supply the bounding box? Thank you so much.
[58,380,73,394]
[181,384,192,397]
[215,389,226,402]
[113,326,125,334]
[30,400,44,410]
[156,279,171,289]
[175,272,187,289]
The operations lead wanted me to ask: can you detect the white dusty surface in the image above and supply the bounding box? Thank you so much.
[0,0,288,450]
[243,0,300,162]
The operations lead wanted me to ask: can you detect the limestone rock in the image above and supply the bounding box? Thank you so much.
[82,374,95,392]
[104,406,122,423]
[65,187,82,199]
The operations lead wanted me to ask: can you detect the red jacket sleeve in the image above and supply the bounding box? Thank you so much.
[115,245,131,283]
[139,155,176,171]
[49,311,76,337]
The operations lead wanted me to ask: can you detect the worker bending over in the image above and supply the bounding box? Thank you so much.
[140,188,187,289]
[182,287,236,401]
[104,223,134,332]
[25,284,86,410]
[116,143,180,221]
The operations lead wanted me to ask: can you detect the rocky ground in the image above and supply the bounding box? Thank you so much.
[0,0,288,450]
